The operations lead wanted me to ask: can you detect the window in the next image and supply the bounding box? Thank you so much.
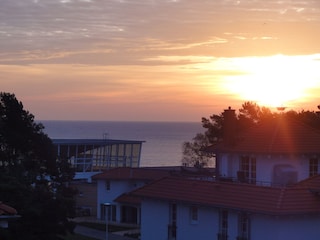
[309,158,318,177]
[190,206,198,224]
[238,212,250,240]
[105,180,110,190]
[239,156,256,184]
[218,209,228,240]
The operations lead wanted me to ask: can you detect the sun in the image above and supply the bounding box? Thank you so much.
[222,54,320,108]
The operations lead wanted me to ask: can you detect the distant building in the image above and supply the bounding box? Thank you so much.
[52,139,145,182]
[52,138,145,217]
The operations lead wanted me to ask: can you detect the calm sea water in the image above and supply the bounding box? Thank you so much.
[40,121,204,167]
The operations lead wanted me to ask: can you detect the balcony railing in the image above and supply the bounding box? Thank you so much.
[218,176,291,188]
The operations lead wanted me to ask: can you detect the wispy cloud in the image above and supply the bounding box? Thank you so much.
[1,0,320,120]
[1,0,319,64]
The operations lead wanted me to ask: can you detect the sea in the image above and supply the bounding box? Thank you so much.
[40,121,204,167]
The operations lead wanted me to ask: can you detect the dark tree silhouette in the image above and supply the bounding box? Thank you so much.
[182,101,320,167]
[0,92,76,240]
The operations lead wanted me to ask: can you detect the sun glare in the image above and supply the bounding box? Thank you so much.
[221,54,320,108]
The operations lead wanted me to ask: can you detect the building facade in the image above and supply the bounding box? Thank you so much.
[129,108,320,240]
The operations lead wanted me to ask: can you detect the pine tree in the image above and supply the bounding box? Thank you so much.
[0,92,76,240]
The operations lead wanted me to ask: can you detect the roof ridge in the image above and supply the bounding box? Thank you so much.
[0,202,18,215]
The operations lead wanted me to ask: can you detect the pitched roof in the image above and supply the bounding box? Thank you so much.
[131,176,320,216]
[207,117,320,154]
[293,174,320,189]
[92,167,171,181]
[114,193,141,205]
[0,202,17,215]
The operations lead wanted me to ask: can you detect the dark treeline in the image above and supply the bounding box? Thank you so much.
[0,92,76,240]
[182,102,320,167]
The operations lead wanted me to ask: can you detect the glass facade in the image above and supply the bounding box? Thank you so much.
[53,139,144,173]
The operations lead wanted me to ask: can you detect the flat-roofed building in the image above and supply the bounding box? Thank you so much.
[52,138,145,217]
[52,139,145,181]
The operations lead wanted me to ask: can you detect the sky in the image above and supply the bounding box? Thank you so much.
[1,0,320,122]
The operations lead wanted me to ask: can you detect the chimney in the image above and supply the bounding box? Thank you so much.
[223,106,236,146]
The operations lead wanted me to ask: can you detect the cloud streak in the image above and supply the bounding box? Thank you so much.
[1,0,319,63]
[1,0,320,120]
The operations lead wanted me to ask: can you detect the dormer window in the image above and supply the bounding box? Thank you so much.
[239,156,256,184]
[309,158,319,177]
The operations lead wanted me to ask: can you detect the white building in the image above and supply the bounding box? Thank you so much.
[127,108,320,240]
[53,139,145,182]
[92,167,173,225]
[132,175,320,240]
[211,107,320,186]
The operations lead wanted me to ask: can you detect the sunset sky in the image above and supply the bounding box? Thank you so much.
[1,0,320,121]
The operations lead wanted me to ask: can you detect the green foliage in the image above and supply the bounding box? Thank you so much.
[0,92,76,240]
[182,133,212,167]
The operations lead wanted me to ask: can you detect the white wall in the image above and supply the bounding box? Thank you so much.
[218,153,311,185]
[178,205,219,240]
[252,214,320,240]
[219,155,230,178]
[141,199,241,240]
[141,199,169,240]
[96,179,145,219]
[140,198,320,240]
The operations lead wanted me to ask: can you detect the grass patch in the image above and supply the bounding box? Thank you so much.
[77,221,136,233]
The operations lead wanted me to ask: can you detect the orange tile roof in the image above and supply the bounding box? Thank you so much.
[293,174,320,189]
[114,193,141,205]
[131,177,320,216]
[0,202,17,215]
[207,117,320,154]
[92,167,171,181]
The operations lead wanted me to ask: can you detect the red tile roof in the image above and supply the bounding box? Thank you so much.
[131,177,320,216]
[0,202,17,215]
[114,193,141,205]
[92,167,171,181]
[207,117,320,154]
[293,174,320,189]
